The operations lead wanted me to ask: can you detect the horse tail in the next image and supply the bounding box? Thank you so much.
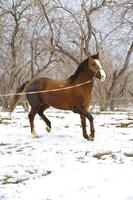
[9,81,29,113]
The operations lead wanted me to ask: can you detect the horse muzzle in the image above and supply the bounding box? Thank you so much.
[95,69,106,82]
[100,69,106,82]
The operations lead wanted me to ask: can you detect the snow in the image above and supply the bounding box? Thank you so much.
[0,106,133,200]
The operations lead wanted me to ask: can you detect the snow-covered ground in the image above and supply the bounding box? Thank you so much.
[0,106,133,200]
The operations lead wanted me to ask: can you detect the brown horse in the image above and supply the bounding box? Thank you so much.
[9,53,106,141]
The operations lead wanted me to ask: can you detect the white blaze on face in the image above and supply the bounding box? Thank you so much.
[94,59,106,82]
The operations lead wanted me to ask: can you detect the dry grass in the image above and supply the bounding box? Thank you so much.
[0,143,9,146]
[116,122,133,128]
[124,153,133,157]
[93,151,112,159]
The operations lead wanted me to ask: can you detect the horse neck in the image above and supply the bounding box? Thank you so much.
[80,69,93,81]
[68,60,94,84]
[72,67,94,84]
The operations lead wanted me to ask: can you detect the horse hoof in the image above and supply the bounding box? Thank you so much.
[46,126,51,133]
[88,135,94,141]
[32,129,41,138]
[32,134,41,138]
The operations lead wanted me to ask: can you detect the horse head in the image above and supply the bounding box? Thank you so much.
[87,52,106,82]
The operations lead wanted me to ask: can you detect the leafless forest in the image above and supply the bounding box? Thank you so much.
[0,0,133,111]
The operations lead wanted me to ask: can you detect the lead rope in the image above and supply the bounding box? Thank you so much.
[0,70,99,97]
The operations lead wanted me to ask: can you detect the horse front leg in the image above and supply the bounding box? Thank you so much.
[86,113,95,141]
[80,113,95,141]
[73,108,95,141]
[80,114,88,140]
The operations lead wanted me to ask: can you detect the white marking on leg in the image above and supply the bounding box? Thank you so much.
[46,126,51,133]
[32,128,40,138]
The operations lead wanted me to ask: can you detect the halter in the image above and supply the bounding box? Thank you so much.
[94,69,100,78]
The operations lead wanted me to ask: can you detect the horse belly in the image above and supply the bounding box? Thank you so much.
[41,90,91,111]
[41,92,72,110]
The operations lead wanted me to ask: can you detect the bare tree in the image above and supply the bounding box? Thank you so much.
[0,0,133,111]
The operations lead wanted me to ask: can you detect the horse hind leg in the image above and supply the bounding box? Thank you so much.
[28,107,40,138]
[38,104,51,133]
[27,92,44,138]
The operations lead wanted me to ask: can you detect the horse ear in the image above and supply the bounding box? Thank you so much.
[92,52,99,59]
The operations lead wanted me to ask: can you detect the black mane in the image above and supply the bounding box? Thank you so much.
[68,59,88,81]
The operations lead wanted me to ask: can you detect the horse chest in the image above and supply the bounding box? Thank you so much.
[75,94,90,106]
